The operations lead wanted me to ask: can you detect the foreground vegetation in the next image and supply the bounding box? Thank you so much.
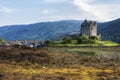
[0,46,120,80]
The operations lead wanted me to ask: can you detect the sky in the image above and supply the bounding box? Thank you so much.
[0,0,120,26]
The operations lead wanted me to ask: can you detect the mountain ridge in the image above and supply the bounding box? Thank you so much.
[0,20,82,40]
[0,19,120,43]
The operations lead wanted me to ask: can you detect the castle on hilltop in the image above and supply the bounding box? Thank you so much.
[68,19,100,38]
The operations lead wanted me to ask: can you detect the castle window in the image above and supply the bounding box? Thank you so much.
[91,27,93,30]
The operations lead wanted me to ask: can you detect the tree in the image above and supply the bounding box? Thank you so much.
[76,37,82,44]
[76,35,89,44]
[80,35,89,40]
[62,37,71,44]
[44,40,52,45]
[80,35,89,43]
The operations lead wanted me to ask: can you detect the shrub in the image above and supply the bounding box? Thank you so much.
[71,40,78,44]
[53,41,61,44]
[62,37,71,44]
[80,35,89,40]
[76,35,89,44]
[89,36,99,40]
[76,37,82,44]
[88,39,96,44]
[44,40,52,45]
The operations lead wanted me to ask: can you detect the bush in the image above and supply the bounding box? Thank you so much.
[89,36,99,40]
[76,37,82,44]
[44,40,52,45]
[80,35,89,40]
[88,39,96,44]
[71,40,78,44]
[53,41,61,44]
[77,35,89,44]
[62,37,71,44]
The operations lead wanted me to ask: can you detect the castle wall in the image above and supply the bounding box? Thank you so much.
[81,26,90,37]
[90,25,97,36]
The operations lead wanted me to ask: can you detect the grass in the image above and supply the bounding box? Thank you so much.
[95,40,119,46]
[0,63,116,80]
[0,46,120,80]
[52,42,118,47]
[66,47,111,56]
[52,40,119,47]
[52,43,100,47]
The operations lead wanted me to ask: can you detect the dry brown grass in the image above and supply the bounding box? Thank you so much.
[0,46,120,80]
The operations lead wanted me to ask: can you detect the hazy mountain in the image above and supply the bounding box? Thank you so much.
[0,18,120,43]
[98,18,120,43]
[0,20,82,41]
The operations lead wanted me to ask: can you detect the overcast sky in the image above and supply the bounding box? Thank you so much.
[0,0,120,26]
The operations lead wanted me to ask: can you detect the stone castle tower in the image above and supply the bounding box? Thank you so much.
[80,20,97,37]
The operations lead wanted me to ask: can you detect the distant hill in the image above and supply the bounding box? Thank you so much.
[98,18,120,43]
[0,18,120,43]
[0,20,82,41]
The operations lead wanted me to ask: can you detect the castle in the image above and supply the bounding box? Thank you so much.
[80,20,97,37]
[69,19,100,38]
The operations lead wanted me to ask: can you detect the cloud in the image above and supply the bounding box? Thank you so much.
[43,9,49,14]
[73,0,120,21]
[42,0,71,3]
[43,9,57,15]
[0,6,13,13]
